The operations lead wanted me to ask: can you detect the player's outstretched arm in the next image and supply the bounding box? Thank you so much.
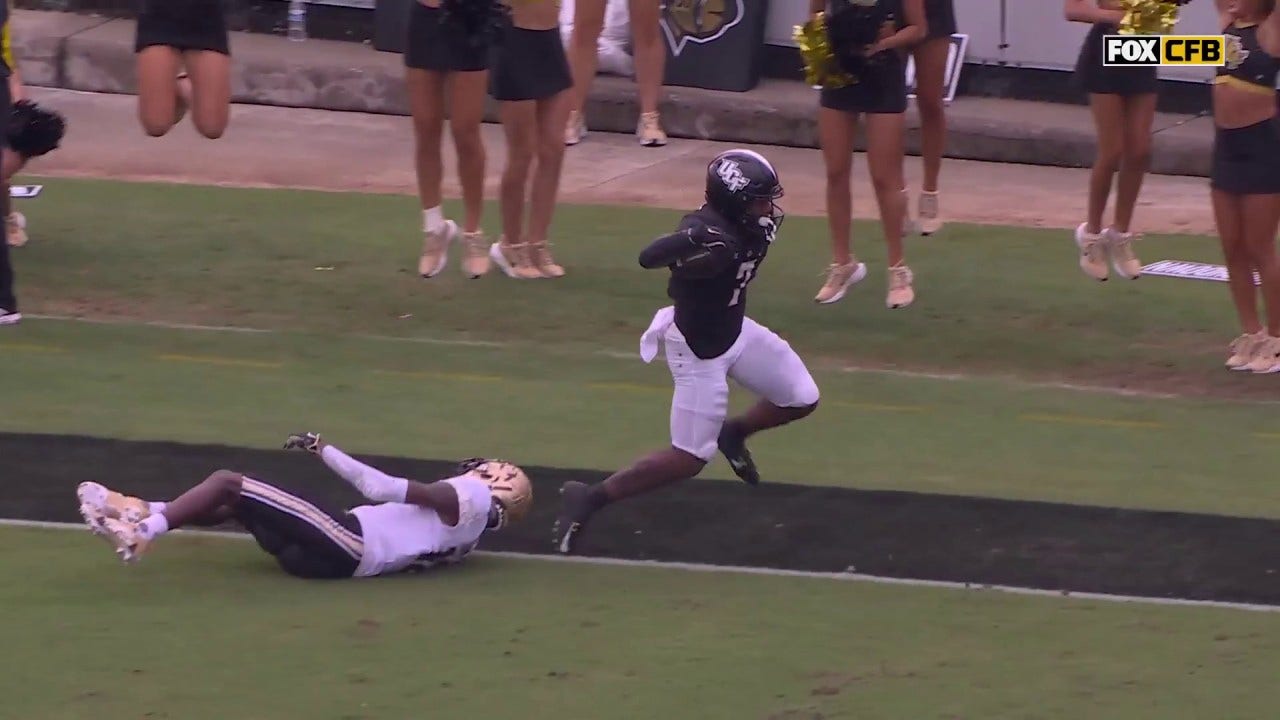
[284,432,409,503]
[283,432,460,518]
[638,226,737,276]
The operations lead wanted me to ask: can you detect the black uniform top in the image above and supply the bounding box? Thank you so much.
[1216,21,1280,91]
[664,205,771,360]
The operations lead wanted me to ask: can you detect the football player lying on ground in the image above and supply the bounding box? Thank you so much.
[76,433,533,579]
[552,149,820,554]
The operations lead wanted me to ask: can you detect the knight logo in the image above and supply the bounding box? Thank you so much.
[660,0,745,57]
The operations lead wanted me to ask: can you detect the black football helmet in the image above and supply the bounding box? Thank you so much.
[705,149,785,237]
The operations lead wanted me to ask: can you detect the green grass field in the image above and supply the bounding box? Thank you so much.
[4,176,1279,718]
[5,527,1278,720]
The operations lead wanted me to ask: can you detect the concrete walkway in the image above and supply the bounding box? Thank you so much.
[11,8,1219,177]
[21,87,1218,235]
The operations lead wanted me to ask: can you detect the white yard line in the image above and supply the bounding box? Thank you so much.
[4,518,1275,614]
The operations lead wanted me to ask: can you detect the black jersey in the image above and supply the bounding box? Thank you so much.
[1216,21,1280,92]
[665,205,771,359]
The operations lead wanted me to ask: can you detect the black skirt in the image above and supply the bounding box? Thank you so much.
[1211,118,1280,195]
[403,2,492,73]
[135,0,229,55]
[819,52,908,115]
[490,26,571,102]
[924,0,956,39]
[1073,23,1157,96]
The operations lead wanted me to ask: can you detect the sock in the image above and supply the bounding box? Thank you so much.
[148,501,167,515]
[423,206,445,234]
[137,514,169,540]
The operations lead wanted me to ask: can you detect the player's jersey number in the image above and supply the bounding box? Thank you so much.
[728,260,759,307]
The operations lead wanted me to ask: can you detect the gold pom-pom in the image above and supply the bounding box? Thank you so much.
[794,13,855,89]
[1117,0,1182,35]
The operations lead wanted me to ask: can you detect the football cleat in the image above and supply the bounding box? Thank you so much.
[552,481,595,554]
[98,517,149,563]
[717,422,760,485]
[77,481,151,529]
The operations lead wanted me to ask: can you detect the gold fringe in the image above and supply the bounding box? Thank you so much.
[794,13,855,89]
[1117,0,1182,35]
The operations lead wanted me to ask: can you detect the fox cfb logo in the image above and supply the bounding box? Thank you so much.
[1103,35,1227,66]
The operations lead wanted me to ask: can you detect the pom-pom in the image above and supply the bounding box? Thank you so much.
[1117,0,1185,35]
[7,100,66,159]
[794,13,854,89]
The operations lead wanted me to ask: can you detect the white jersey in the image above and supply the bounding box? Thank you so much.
[349,475,492,578]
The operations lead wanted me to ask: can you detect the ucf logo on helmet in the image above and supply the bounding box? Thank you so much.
[715,160,750,192]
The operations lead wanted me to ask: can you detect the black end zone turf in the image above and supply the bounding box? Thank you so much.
[4,432,1277,604]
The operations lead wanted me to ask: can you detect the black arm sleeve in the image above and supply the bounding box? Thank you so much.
[638,229,702,269]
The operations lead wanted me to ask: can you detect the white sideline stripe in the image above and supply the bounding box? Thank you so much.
[20,314,1267,403]
[5,518,1276,614]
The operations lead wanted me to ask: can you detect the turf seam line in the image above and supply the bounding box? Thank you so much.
[5,518,1276,614]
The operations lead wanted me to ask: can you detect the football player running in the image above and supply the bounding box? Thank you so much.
[76,433,532,579]
[553,149,820,554]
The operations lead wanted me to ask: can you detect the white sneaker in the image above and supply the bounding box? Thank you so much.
[1106,228,1142,280]
[0,308,19,326]
[637,112,667,147]
[1243,334,1280,374]
[418,220,458,278]
[1226,332,1264,370]
[886,263,916,309]
[917,191,943,235]
[6,211,27,247]
[813,260,868,304]
[1075,223,1109,281]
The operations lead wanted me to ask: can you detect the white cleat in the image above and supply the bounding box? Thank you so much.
[98,517,148,563]
[77,481,151,524]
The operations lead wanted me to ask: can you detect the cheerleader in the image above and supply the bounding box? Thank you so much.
[407,0,502,280]
[1066,0,1160,281]
[489,0,573,278]
[812,0,926,309]
[563,0,667,147]
[1211,0,1280,373]
[134,0,231,139]
[4,16,24,248]
[905,0,955,235]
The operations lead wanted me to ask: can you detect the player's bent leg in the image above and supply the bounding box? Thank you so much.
[554,447,706,555]
[720,319,821,484]
[552,338,727,550]
[554,340,726,553]
[233,477,364,577]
